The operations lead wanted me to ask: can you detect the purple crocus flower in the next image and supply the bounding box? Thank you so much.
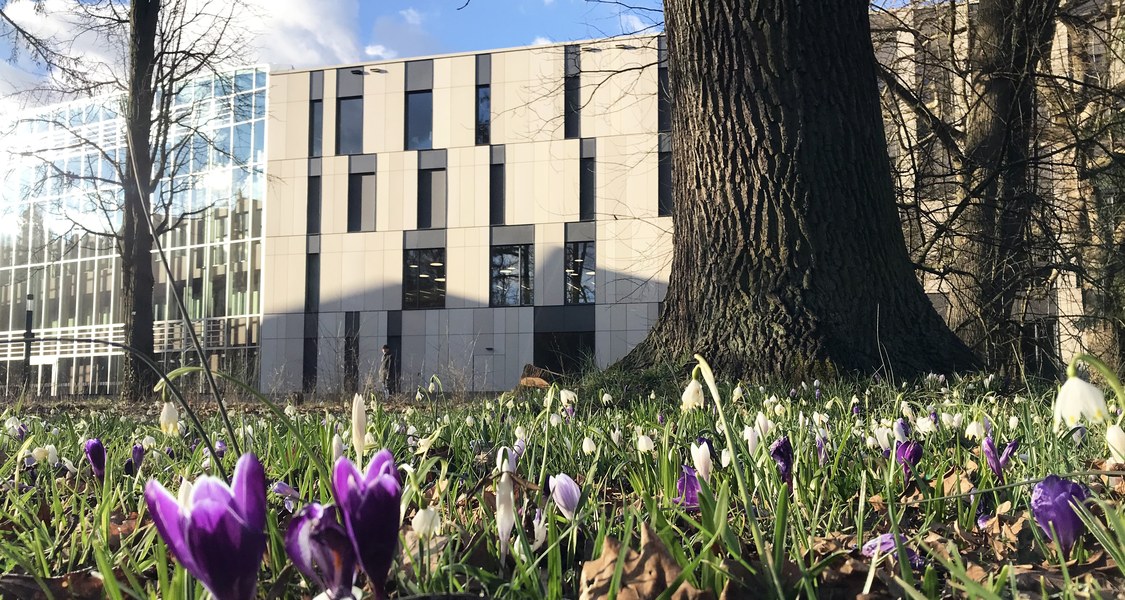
[895,440,923,478]
[548,473,581,520]
[982,436,1019,483]
[1031,475,1089,555]
[214,440,228,459]
[15,423,27,440]
[512,438,527,463]
[852,404,862,416]
[285,503,357,600]
[271,480,302,513]
[332,450,402,600]
[769,436,793,488]
[564,405,575,420]
[132,444,145,472]
[816,434,828,466]
[675,465,700,508]
[144,453,267,600]
[657,413,665,426]
[85,438,105,481]
[861,533,924,569]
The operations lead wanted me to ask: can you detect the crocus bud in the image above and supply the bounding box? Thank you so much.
[333,451,402,598]
[132,443,145,473]
[285,503,359,600]
[1031,475,1089,556]
[495,447,515,561]
[549,473,581,520]
[332,434,345,462]
[675,465,700,508]
[690,442,712,483]
[769,436,793,488]
[85,438,105,481]
[351,393,367,462]
[895,440,922,478]
[743,425,760,455]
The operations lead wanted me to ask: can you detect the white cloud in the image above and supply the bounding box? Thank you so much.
[398,7,423,26]
[619,13,647,34]
[364,44,398,60]
[531,36,552,46]
[241,0,362,68]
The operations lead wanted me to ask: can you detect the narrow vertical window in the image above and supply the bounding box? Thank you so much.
[417,168,446,229]
[579,138,596,221]
[336,97,363,155]
[564,241,595,305]
[490,163,505,226]
[564,45,581,139]
[344,311,360,391]
[658,150,672,217]
[307,176,321,234]
[309,70,324,157]
[476,53,492,145]
[304,254,320,313]
[405,60,434,150]
[658,36,671,133]
[347,173,376,233]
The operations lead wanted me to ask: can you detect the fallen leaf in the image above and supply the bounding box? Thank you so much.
[579,523,714,600]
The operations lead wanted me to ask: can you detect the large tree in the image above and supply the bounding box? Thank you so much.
[624,0,977,378]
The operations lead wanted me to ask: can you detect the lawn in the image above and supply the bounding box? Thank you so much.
[1,355,1124,599]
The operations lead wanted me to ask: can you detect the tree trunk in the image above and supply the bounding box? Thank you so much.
[624,0,977,380]
[119,0,160,402]
[946,0,1058,377]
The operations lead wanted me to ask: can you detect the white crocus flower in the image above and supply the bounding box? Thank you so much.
[721,448,731,468]
[681,379,705,412]
[743,425,760,455]
[690,442,712,483]
[582,437,597,455]
[1008,415,1019,431]
[964,421,985,440]
[159,402,181,436]
[892,420,908,443]
[351,393,367,462]
[1053,377,1109,430]
[332,434,345,462]
[496,447,516,561]
[412,507,441,540]
[4,416,22,436]
[560,389,577,407]
[873,427,893,453]
[915,415,937,436]
[1107,424,1125,463]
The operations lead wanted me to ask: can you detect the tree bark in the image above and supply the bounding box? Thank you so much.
[119,0,160,402]
[624,0,977,379]
[946,0,1058,377]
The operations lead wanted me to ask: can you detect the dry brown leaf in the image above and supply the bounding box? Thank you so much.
[867,494,886,512]
[0,568,110,599]
[579,523,714,600]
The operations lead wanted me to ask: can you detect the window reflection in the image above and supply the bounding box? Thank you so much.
[564,241,595,305]
[490,244,533,306]
[403,248,446,309]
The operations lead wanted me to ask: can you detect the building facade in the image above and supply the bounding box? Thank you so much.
[261,37,672,394]
[0,68,269,395]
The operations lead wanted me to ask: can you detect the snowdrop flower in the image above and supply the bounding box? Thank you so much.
[941,412,963,430]
[543,388,556,411]
[515,425,527,440]
[1108,425,1125,463]
[495,447,516,561]
[611,428,623,446]
[284,404,298,418]
[1053,377,1109,430]
[964,421,985,441]
[743,425,760,455]
[582,437,597,455]
[755,412,774,438]
[530,509,547,551]
[774,403,786,417]
[901,403,916,421]
[428,381,436,394]
[351,394,366,462]
[681,379,705,412]
[732,385,744,402]
[636,434,655,454]
[721,448,731,468]
[549,414,562,427]
[601,393,612,406]
[1008,416,1019,431]
[465,416,476,427]
[415,391,424,402]
[915,415,937,436]
[159,403,181,436]
[865,436,879,450]
[141,435,157,450]
[812,412,829,427]
[560,389,577,408]
[690,442,712,483]
[412,507,441,540]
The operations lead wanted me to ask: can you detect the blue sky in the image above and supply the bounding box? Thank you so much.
[353,0,662,63]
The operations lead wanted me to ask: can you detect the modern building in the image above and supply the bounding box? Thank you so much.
[0,67,269,395]
[261,37,672,394]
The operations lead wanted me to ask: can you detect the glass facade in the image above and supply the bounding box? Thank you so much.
[564,241,595,305]
[0,67,269,394]
[490,245,534,306]
[402,248,446,309]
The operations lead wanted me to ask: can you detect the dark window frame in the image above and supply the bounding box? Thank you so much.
[402,247,446,310]
[405,90,433,151]
[564,241,595,305]
[490,244,534,307]
[476,84,491,145]
[336,96,364,155]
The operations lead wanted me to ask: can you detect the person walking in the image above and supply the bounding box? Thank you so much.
[379,344,394,396]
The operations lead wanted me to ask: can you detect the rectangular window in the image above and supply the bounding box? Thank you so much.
[564,45,581,139]
[564,241,595,305]
[304,254,320,313]
[476,85,491,145]
[309,100,323,157]
[490,244,534,306]
[406,91,433,150]
[344,311,360,391]
[336,97,363,155]
[658,65,671,133]
[417,168,446,229]
[302,334,318,392]
[347,173,376,232]
[490,162,505,226]
[307,176,321,234]
[580,156,596,221]
[658,151,672,216]
[403,248,446,309]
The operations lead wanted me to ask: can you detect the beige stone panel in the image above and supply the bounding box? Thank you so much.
[534,140,578,223]
[447,147,481,229]
[449,84,477,148]
[598,219,672,304]
[339,249,366,311]
[323,70,337,157]
[402,152,419,230]
[319,248,343,313]
[598,134,660,219]
[321,170,347,235]
[432,85,452,150]
[536,223,566,305]
[383,237,404,311]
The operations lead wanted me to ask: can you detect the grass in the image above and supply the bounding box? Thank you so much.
[1,359,1124,599]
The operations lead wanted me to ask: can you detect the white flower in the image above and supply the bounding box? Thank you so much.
[681,379,705,412]
[496,447,515,561]
[1053,377,1109,430]
[915,416,937,436]
[1107,424,1125,463]
[412,507,441,539]
[60,458,77,475]
[732,386,744,403]
[610,428,623,446]
[142,435,157,450]
[1008,415,1019,431]
[560,389,577,407]
[351,393,367,462]
[873,427,893,452]
[428,381,436,393]
[531,509,548,550]
[901,403,916,421]
[755,412,774,439]
[332,434,345,462]
[549,414,562,427]
[893,420,908,443]
[466,416,476,427]
[284,404,298,418]
[690,442,712,483]
[515,425,527,440]
[941,412,963,430]
[865,436,878,450]
[964,421,985,440]
[774,403,786,417]
[159,402,181,436]
[812,412,829,427]
[721,448,731,468]
[4,416,21,436]
[636,434,655,454]
[364,432,375,447]
[415,391,424,402]
[601,393,613,406]
[582,437,597,455]
[543,388,556,411]
[743,425,760,455]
